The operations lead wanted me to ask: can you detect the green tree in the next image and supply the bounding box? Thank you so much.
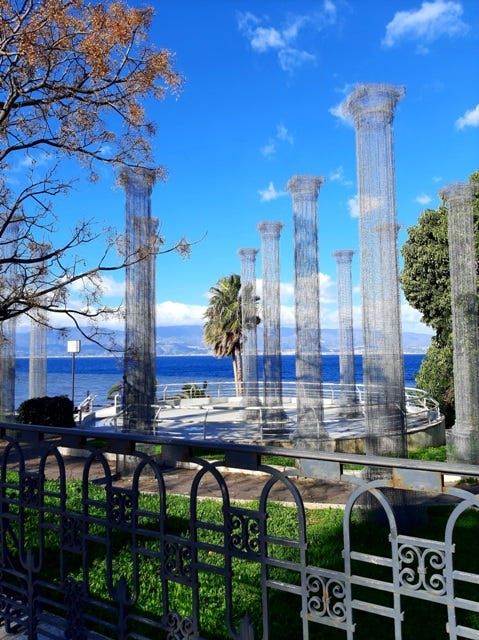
[203,274,243,394]
[401,170,479,424]
[0,0,189,345]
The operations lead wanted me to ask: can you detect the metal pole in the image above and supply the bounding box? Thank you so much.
[71,352,76,408]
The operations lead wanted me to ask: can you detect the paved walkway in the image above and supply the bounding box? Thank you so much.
[14,443,355,509]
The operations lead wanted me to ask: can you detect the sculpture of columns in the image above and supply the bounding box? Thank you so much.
[440,181,479,463]
[238,248,260,420]
[257,221,286,436]
[286,175,329,445]
[120,168,158,431]
[332,250,357,411]
[344,83,407,460]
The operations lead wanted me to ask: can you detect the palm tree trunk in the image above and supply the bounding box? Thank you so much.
[232,346,243,396]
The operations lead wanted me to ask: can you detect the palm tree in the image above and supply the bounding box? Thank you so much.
[203,274,243,394]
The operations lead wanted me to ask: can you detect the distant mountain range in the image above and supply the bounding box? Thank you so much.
[15,325,433,357]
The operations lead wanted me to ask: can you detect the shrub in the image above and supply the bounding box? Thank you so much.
[17,395,75,427]
[179,382,208,398]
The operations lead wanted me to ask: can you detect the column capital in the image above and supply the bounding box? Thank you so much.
[237,248,259,260]
[439,181,479,205]
[286,175,325,200]
[332,250,355,264]
[344,83,405,127]
[257,220,284,236]
[119,167,157,190]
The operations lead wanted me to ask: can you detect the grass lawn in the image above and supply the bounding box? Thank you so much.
[3,446,478,640]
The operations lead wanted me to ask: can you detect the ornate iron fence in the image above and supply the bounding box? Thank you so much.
[0,422,478,639]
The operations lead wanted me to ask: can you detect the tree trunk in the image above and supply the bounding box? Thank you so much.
[232,346,243,396]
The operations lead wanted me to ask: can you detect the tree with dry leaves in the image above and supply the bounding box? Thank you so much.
[0,0,187,345]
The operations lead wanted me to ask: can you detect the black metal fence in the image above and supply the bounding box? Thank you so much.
[0,422,478,639]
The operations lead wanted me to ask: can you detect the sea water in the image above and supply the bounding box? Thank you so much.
[14,354,425,410]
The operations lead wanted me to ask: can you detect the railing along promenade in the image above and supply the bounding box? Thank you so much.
[0,421,478,639]
[153,382,441,427]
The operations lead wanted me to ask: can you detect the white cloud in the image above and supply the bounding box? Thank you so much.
[98,276,125,298]
[345,194,384,217]
[258,182,287,202]
[329,101,352,126]
[416,193,432,205]
[265,273,336,328]
[347,194,360,218]
[432,175,443,183]
[401,302,434,335]
[281,15,309,43]
[237,8,336,72]
[280,305,296,327]
[280,281,295,301]
[319,272,336,304]
[256,277,334,306]
[276,124,294,144]
[250,26,285,52]
[156,301,206,326]
[19,152,51,168]
[382,0,468,50]
[278,48,316,73]
[323,0,337,22]
[330,166,345,182]
[261,123,294,158]
[67,276,124,304]
[256,280,295,303]
[455,104,479,130]
[329,165,353,187]
[260,141,276,157]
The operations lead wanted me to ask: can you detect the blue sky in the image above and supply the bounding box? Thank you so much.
[32,0,479,336]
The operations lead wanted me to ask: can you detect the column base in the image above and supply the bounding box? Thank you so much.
[446,427,479,464]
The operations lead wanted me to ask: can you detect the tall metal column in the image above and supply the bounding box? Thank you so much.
[344,83,407,460]
[29,311,47,399]
[441,181,479,463]
[0,320,16,420]
[257,221,286,437]
[286,175,329,445]
[332,250,357,412]
[120,168,158,431]
[238,248,260,420]
[28,247,49,400]
[0,218,18,420]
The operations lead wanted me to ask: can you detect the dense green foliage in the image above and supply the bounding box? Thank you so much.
[408,444,447,462]
[401,170,479,424]
[17,395,74,427]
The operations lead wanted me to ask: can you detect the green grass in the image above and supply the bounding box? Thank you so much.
[2,469,478,639]
[408,444,447,461]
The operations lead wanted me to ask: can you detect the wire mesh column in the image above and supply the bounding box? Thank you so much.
[0,217,18,420]
[257,221,287,438]
[344,83,407,462]
[0,320,16,420]
[121,168,158,431]
[332,250,357,413]
[29,311,47,399]
[441,181,479,463]
[286,175,330,446]
[28,246,49,400]
[238,248,260,422]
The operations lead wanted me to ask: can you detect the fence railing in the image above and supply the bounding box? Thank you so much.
[0,421,476,640]
[156,381,439,404]
[156,380,440,423]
